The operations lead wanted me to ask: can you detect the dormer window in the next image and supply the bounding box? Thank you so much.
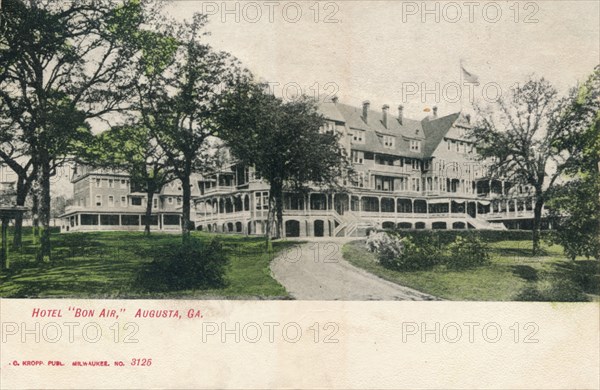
[383,135,395,148]
[352,130,365,144]
[321,121,336,133]
[410,140,421,151]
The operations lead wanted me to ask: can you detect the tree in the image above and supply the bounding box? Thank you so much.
[469,76,592,255]
[91,125,174,235]
[0,133,37,247]
[0,0,160,261]
[546,66,600,260]
[218,82,350,240]
[134,14,246,241]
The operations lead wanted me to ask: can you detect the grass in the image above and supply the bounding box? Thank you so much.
[343,237,600,301]
[0,229,300,299]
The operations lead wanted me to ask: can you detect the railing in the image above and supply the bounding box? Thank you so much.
[202,185,236,195]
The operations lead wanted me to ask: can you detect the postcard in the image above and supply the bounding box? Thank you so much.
[1,1,598,389]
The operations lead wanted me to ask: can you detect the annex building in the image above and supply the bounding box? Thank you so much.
[60,100,541,236]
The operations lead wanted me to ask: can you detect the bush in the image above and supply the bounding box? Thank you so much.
[137,238,229,292]
[366,232,405,267]
[389,229,550,244]
[368,231,443,271]
[390,236,444,271]
[370,231,494,271]
[515,277,589,302]
[445,234,491,270]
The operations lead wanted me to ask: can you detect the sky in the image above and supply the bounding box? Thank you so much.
[51,0,600,197]
[166,0,600,118]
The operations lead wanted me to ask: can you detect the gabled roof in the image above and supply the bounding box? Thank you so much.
[318,101,460,159]
[421,112,461,157]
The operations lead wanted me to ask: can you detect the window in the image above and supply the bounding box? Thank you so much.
[177,197,182,206]
[95,195,102,207]
[131,197,142,206]
[321,121,336,133]
[153,198,158,208]
[108,196,114,206]
[412,178,420,191]
[255,192,269,210]
[351,151,364,164]
[383,135,395,148]
[410,140,421,151]
[121,196,127,206]
[352,130,365,143]
[168,197,173,204]
[374,176,394,192]
[108,179,114,188]
[447,139,451,150]
[411,159,419,170]
[121,179,126,187]
[375,155,394,166]
[95,178,101,188]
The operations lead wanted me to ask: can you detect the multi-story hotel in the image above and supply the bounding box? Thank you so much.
[60,100,541,236]
[61,165,202,232]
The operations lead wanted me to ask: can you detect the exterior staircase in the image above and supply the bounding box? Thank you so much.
[464,215,507,230]
[332,210,376,237]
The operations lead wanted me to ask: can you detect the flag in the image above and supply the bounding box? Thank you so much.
[461,65,480,84]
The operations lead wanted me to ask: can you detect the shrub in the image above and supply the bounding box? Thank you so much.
[137,238,229,292]
[366,232,404,266]
[388,236,443,271]
[445,234,491,270]
[515,277,589,302]
[389,229,550,244]
[368,231,443,271]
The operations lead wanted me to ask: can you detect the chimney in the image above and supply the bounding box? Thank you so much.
[331,96,338,104]
[432,106,438,118]
[362,100,370,123]
[397,105,404,125]
[382,104,390,129]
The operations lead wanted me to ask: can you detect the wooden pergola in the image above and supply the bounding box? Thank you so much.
[0,206,28,271]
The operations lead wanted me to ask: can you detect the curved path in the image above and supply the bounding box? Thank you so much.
[270,239,439,301]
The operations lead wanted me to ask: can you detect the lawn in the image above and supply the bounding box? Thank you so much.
[0,229,299,299]
[343,237,600,301]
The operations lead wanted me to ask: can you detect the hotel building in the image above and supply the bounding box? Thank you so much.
[60,100,541,236]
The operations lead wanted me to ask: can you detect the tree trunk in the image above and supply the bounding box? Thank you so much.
[12,176,29,248]
[532,196,544,256]
[273,183,284,239]
[265,194,275,250]
[36,157,52,263]
[31,175,40,245]
[181,170,192,242]
[144,188,154,237]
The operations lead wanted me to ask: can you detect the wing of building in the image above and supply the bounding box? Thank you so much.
[60,100,543,236]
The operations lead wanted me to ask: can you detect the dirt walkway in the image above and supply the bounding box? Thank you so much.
[270,239,439,301]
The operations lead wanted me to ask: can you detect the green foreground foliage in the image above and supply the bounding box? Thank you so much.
[345,231,599,301]
[0,229,295,299]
